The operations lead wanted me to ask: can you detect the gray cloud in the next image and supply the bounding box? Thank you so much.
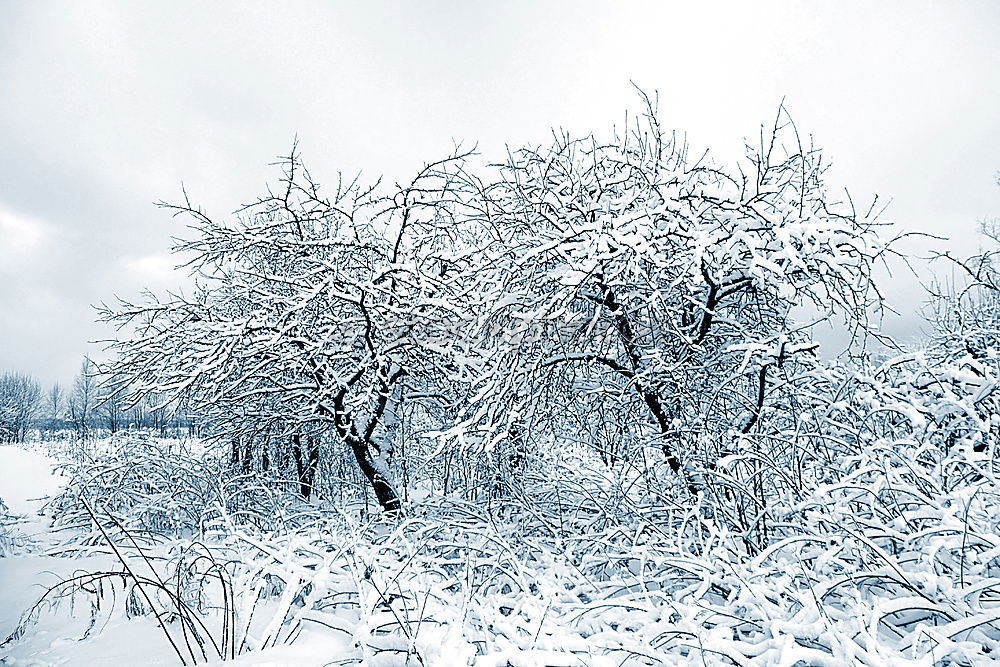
[1,0,999,386]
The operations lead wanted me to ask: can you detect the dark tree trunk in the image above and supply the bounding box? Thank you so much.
[346,434,401,513]
[596,276,698,494]
[241,442,253,474]
[291,433,321,499]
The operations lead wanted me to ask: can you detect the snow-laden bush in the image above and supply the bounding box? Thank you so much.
[15,337,1000,665]
[124,424,988,667]
[43,432,314,542]
[0,496,16,556]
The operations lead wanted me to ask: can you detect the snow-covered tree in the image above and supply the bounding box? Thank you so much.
[101,149,473,510]
[97,99,904,516]
[47,383,63,421]
[444,99,895,495]
[0,372,41,443]
[910,212,1000,459]
[67,359,97,439]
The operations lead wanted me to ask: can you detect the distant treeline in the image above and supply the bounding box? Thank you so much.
[0,360,199,444]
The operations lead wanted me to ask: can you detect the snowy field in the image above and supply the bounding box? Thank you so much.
[2,61,999,667]
[0,442,350,666]
[2,429,999,666]
[4,3,1000,666]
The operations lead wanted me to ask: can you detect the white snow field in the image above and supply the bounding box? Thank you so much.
[0,443,348,666]
[1,433,999,666]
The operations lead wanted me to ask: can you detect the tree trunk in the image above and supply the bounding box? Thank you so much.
[291,433,321,499]
[241,442,253,474]
[346,435,401,513]
[596,277,698,494]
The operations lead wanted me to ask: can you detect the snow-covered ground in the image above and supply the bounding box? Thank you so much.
[0,444,347,666]
[0,446,80,640]
[3,436,1000,666]
[1,444,176,665]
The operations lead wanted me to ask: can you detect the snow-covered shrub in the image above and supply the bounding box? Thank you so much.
[188,438,997,666]
[44,433,314,541]
[9,399,998,666]
[44,434,215,540]
[4,526,246,665]
[0,496,15,556]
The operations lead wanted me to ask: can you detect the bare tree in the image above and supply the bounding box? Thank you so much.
[68,358,97,439]
[0,373,42,443]
[442,98,896,498]
[98,381,126,434]
[48,383,63,421]
[101,148,472,509]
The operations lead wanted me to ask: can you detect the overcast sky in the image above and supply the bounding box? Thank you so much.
[1,0,999,387]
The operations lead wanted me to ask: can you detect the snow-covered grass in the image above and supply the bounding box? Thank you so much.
[2,429,998,666]
[42,433,295,542]
[0,438,350,666]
